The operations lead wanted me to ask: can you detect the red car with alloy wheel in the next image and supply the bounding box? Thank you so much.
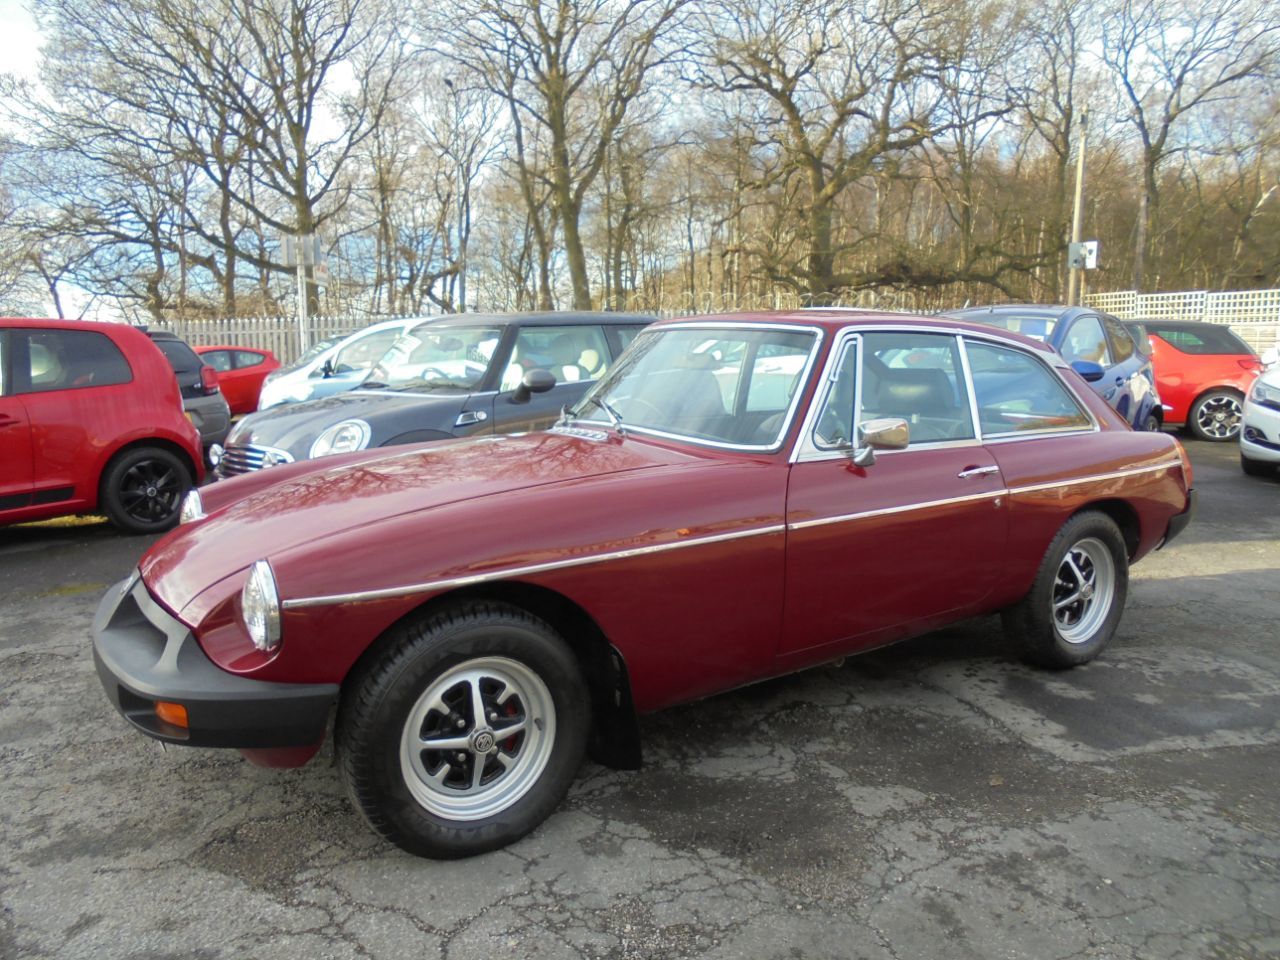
[194,345,281,415]
[1125,320,1263,441]
[92,310,1195,858]
[1,318,204,532]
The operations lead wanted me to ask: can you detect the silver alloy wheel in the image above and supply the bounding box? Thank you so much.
[1052,537,1116,644]
[399,656,555,821]
[1195,394,1242,439]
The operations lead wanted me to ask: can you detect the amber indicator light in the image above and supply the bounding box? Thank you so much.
[154,701,189,728]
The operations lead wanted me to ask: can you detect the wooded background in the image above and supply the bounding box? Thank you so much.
[1,0,1277,321]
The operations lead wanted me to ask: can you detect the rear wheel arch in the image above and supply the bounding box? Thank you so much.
[1075,498,1140,559]
[96,437,198,505]
[339,581,642,771]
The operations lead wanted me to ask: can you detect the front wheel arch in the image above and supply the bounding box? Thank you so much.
[338,582,642,771]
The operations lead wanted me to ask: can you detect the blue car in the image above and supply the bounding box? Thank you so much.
[948,305,1162,431]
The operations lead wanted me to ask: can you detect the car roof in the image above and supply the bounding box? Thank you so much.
[948,304,1077,321]
[196,344,271,353]
[1128,319,1214,329]
[651,309,1060,356]
[411,311,656,330]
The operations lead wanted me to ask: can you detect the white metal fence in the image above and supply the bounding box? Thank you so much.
[1085,287,1280,354]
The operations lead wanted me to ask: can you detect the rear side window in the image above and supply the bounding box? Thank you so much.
[202,350,234,372]
[1147,324,1252,355]
[150,337,203,373]
[966,340,1091,436]
[16,329,132,394]
[234,350,266,368]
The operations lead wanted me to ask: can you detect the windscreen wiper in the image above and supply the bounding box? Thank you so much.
[577,395,626,436]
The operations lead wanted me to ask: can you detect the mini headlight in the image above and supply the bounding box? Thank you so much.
[310,419,372,458]
[240,559,282,652]
[179,489,204,524]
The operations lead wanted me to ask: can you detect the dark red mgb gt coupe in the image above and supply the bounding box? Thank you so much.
[93,311,1195,858]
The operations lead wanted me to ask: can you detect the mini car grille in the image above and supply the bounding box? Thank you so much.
[217,442,295,476]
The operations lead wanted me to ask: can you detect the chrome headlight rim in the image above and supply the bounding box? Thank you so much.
[309,419,372,458]
[179,488,205,524]
[240,559,282,652]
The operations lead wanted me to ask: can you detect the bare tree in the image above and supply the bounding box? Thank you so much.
[1102,0,1280,290]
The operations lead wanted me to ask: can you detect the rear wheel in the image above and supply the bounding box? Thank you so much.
[1188,389,1242,441]
[1139,412,1161,432]
[99,447,191,533]
[338,602,589,859]
[1002,511,1129,669]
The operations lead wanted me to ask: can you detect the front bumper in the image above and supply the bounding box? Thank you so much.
[92,574,338,748]
[1241,397,1280,464]
[1160,487,1196,548]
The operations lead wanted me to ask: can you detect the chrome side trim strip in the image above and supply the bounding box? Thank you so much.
[787,489,1003,531]
[1006,460,1180,495]
[281,523,788,609]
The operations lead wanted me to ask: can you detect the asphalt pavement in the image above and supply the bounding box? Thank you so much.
[0,439,1276,960]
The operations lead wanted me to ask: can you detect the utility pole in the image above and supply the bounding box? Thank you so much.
[1067,109,1089,306]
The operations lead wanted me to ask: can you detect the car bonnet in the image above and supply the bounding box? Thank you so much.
[140,430,697,618]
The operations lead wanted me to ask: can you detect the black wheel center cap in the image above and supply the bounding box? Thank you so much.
[471,730,496,754]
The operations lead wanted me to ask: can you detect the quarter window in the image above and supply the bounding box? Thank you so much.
[234,350,265,368]
[16,330,132,394]
[965,340,1091,436]
[859,333,975,444]
[203,350,234,372]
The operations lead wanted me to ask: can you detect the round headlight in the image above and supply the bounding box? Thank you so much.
[310,419,372,458]
[241,560,282,652]
[179,488,204,524]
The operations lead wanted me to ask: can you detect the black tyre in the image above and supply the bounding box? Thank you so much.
[1241,453,1274,478]
[1188,389,1243,441]
[1139,411,1161,432]
[337,601,590,859]
[99,447,191,534]
[1002,511,1129,669]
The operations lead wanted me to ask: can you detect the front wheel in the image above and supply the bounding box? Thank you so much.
[1002,511,1129,669]
[1188,390,1243,441]
[1241,453,1274,478]
[338,602,589,858]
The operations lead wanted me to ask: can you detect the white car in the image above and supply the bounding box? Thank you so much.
[257,318,420,409]
[1241,347,1280,477]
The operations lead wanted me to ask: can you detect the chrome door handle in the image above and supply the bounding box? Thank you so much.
[957,465,1000,479]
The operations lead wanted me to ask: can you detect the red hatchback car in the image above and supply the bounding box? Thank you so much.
[194,345,280,416]
[1125,320,1263,441]
[93,311,1195,857]
[1,318,204,532]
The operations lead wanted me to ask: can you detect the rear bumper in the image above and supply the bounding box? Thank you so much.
[92,574,337,749]
[1160,487,1196,548]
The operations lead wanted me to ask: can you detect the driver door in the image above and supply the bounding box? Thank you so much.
[0,330,34,511]
[781,331,1008,659]
[491,324,613,433]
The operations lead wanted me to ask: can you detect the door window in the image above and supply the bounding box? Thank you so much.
[503,325,612,390]
[965,340,1091,436]
[1102,316,1135,362]
[0,331,6,395]
[16,330,132,394]
[203,350,234,372]
[1061,316,1112,366]
[858,333,975,444]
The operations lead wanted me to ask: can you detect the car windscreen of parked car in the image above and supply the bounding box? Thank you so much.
[363,324,504,391]
[576,326,816,448]
[959,312,1058,342]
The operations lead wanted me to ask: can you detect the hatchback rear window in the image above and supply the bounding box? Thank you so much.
[1145,324,1252,355]
[149,337,203,373]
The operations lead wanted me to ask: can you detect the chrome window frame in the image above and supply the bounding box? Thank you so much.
[790,324,1099,463]
[569,321,825,453]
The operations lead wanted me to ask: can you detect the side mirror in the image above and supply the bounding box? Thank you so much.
[1071,360,1106,383]
[510,368,556,404]
[1261,347,1279,367]
[851,417,909,467]
[320,358,335,378]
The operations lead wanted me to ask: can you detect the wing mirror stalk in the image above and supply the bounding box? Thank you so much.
[850,417,910,467]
